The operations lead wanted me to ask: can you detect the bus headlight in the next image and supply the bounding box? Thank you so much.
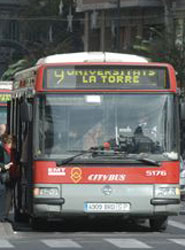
[155,186,180,197]
[33,187,60,197]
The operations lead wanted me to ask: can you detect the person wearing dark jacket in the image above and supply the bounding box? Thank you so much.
[0,134,13,222]
[133,126,154,153]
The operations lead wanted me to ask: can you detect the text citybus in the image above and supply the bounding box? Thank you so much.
[0,81,12,128]
[10,52,181,231]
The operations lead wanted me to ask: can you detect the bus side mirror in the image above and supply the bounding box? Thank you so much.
[21,101,32,122]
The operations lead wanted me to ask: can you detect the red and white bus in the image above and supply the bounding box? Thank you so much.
[10,52,180,231]
[0,81,12,130]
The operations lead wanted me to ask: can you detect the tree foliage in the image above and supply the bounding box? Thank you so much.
[132,27,185,89]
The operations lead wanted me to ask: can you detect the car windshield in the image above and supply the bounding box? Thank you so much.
[34,94,178,160]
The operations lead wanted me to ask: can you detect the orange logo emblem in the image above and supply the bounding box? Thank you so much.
[70,167,82,183]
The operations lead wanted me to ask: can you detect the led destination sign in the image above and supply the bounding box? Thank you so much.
[0,93,11,102]
[44,66,168,90]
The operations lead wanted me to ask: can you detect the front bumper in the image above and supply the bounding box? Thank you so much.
[32,184,180,218]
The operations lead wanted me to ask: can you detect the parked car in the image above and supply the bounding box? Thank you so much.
[180,156,185,200]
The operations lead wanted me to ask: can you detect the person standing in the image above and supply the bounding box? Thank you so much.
[0,134,13,222]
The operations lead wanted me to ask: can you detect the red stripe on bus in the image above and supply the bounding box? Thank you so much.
[33,161,179,184]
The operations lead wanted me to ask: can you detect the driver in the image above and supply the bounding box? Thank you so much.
[133,126,154,153]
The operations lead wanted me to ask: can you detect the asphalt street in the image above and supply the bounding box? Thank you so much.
[1,205,185,249]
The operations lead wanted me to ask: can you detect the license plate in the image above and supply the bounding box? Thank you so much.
[84,202,130,212]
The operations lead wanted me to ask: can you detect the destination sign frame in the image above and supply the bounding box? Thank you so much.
[0,93,11,103]
[43,65,169,90]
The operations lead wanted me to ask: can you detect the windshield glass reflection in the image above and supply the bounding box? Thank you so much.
[35,94,178,160]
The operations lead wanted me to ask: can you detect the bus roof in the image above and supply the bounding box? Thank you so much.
[0,81,12,90]
[36,52,149,64]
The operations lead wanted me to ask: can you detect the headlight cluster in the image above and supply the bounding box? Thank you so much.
[155,186,180,197]
[33,187,59,197]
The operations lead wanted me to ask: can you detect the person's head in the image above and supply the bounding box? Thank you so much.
[0,124,6,137]
[2,134,14,148]
[134,126,143,135]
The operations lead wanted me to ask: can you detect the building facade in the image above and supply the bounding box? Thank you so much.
[1,0,185,77]
[0,0,27,76]
[75,0,185,52]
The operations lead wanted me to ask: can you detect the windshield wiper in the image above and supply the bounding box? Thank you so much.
[136,157,161,166]
[56,147,125,166]
[56,147,160,166]
[56,149,97,166]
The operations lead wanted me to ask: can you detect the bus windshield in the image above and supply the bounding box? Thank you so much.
[35,94,178,161]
